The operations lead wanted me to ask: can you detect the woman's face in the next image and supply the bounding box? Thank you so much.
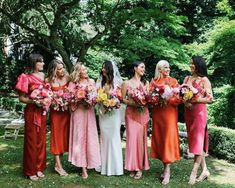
[56,63,65,77]
[160,64,170,77]
[189,60,196,74]
[135,63,145,76]
[80,65,88,78]
[35,60,44,72]
[102,64,106,76]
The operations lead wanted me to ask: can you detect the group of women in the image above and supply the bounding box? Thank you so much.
[15,53,213,185]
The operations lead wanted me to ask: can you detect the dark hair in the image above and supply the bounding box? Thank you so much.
[47,59,67,82]
[192,56,208,77]
[132,60,146,84]
[26,54,44,73]
[101,60,114,87]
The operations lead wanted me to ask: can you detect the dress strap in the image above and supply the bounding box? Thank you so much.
[184,76,190,84]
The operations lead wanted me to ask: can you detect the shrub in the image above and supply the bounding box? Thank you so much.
[209,126,235,163]
[208,85,235,129]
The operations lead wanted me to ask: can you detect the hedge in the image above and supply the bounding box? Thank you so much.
[178,123,235,163]
[0,96,25,114]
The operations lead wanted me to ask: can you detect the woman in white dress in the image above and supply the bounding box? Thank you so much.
[96,60,124,176]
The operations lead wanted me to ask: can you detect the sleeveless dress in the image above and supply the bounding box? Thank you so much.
[124,85,150,171]
[184,76,209,155]
[15,73,47,176]
[150,77,180,163]
[50,84,70,155]
[98,84,124,176]
[68,80,101,168]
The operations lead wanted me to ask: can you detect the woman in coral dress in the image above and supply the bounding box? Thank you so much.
[46,59,70,176]
[150,60,180,185]
[96,60,124,176]
[68,63,101,179]
[15,54,47,181]
[122,61,150,179]
[184,56,213,185]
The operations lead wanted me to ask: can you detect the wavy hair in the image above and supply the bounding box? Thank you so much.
[154,60,169,80]
[47,59,68,82]
[70,62,86,83]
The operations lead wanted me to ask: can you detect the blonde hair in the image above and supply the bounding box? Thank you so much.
[47,59,68,82]
[70,62,87,83]
[154,60,169,80]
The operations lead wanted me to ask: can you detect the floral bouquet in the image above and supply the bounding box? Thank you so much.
[147,81,179,107]
[74,83,97,106]
[127,85,148,112]
[30,83,53,115]
[179,84,198,102]
[96,87,121,115]
[51,87,74,111]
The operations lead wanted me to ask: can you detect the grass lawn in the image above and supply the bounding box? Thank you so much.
[0,126,235,188]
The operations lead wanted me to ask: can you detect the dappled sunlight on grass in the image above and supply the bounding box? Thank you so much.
[0,125,235,188]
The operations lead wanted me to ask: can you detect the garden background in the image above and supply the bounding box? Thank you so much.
[0,0,234,187]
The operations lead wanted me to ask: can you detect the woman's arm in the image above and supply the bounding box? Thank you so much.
[197,77,213,103]
[18,91,34,104]
[121,81,135,106]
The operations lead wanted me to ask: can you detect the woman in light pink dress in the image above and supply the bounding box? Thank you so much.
[183,56,213,185]
[121,61,150,179]
[68,63,101,179]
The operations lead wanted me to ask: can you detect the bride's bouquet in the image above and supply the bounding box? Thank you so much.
[96,87,122,115]
[30,83,53,115]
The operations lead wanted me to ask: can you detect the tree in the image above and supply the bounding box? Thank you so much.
[0,0,188,72]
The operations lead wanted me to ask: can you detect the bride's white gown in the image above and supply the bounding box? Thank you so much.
[99,108,123,176]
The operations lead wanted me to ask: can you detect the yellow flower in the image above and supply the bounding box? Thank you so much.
[103,99,111,107]
[183,91,193,101]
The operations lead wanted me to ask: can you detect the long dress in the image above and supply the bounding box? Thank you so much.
[15,73,47,176]
[50,84,70,155]
[125,86,150,171]
[98,83,124,176]
[68,81,101,168]
[150,77,180,163]
[184,76,209,155]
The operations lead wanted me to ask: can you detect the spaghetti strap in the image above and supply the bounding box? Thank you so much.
[184,76,190,84]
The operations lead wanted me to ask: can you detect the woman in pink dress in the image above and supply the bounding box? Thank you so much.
[46,59,70,176]
[122,61,150,179]
[184,56,213,185]
[15,54,47,181]
[68,63,101,179]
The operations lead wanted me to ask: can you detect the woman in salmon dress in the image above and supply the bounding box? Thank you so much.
[15,54,47,181]
[68,63,101,179]
[122,61,150,179]
[150,60,180,185]
[183,56,213,185]
[46,59,70,176]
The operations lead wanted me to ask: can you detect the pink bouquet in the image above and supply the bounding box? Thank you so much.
[127,85,148,112]
[30,83,53,115]
[74,83,97,106]
[147,81,179,106]
[179,84,198,102]
[51,87,74,111]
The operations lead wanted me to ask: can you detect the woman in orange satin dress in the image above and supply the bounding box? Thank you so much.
[46,59,70,176]
[122,61,150,180]
[150,60,180,185]
[15,54,47,181]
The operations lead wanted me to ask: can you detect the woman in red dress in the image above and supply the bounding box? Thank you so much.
[184,56,213,185]
[150,60,180,185]
[46,59,70,176]
[15,54,47,181]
